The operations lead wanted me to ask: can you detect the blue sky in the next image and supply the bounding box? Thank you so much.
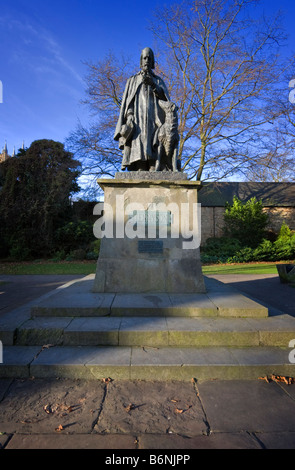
[1,0,295,157]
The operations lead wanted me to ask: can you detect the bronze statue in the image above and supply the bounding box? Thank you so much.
[114,47,180,171]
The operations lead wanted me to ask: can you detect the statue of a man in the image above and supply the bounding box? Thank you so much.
[114,47,171,171]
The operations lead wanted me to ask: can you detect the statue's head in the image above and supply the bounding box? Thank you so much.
[140,47,155,71]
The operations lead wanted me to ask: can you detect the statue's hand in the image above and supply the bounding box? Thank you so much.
[143,72,154,87]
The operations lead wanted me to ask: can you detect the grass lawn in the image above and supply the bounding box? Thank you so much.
[202,263,280,275]
[0,259,291,275]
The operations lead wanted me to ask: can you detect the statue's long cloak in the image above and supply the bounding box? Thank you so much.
[114,71,169,170]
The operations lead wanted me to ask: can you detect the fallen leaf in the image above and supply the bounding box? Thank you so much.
[259,375,295,385]
[55,424,64,433]
[175,408,184,414]
[43,404,52,414]
[124,403,135,413]
[259,376,269,383]
[44,403,77,415]
[102,377,113,384]
[42,344,55,350]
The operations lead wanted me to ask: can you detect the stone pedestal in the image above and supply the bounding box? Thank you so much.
[93,172,206,294]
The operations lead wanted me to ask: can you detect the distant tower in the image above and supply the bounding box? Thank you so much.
[0,141,9,163]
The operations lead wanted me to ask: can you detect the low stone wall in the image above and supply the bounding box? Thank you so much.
[200,206,295,245]
[264,207,295,233]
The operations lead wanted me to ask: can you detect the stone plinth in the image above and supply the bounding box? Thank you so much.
[93,172,206,294]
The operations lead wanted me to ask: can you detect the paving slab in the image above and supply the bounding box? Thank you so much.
[0,276,88,344]
[111,293,174,317]
[254,432,295,449]
[130,346,240,380]
[0,434,11,449]
[0,346,40,378]
[206,290,268,317]
[207,274,295,317]
[1,344,294,381]
[31,275,114,317]
[0,275,85,317]
[30,346,132,380]
[197,380,295,433]
[246,315,295,346]
[29,274,268,318]
[1,377,295,449]
[86,347,132,380]
[15,317,73,346]
[167,293,219,317]
[0,378,105,435]
[119,317,168,346]
[0,379,13,401]
[11,314,295,349]
[138,432,262,449]
[166,317,259,347]
[0,306,32,345]
[5,433,137,449]
[64,317,122,346]
[93,380,207,437]
[32,293,114,317]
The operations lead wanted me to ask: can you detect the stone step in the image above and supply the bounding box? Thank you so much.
[1,274,293,382]
[0,344,294,381]
[29,275,269,318]
[10,315,295,348]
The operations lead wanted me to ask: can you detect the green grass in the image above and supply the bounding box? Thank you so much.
[202,263,280,275]
[0,259,289,276]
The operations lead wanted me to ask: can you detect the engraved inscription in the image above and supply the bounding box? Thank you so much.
[128,210,172,226]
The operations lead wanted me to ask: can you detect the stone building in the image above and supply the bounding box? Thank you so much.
[199,182,295,245]
[0,141,25,163]
[0,142,11,163]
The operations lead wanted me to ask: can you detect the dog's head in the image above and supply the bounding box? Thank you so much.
[158,100,179,113]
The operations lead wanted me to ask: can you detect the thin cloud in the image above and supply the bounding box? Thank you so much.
[2,16,84,85]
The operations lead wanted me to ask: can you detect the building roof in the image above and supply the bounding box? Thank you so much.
[198,182,295,207]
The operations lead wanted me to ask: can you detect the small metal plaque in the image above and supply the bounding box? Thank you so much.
[138,240,163,253]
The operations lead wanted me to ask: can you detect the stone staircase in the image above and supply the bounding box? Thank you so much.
[1,275,295,381]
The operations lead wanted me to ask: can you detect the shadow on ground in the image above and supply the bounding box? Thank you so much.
[207,274,295,317]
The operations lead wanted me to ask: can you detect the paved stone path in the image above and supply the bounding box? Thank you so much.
[0,273,295,449]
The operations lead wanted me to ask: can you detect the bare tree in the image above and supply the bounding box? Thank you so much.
[67,0,291,190]
[246,67,295,182]
[66,52,135,197]
[150,0,289,180]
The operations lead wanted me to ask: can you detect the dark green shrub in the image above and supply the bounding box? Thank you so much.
[54,220,94,253]
[201,237,242,263]
[86,239,101,260]
[69,248,86,260]
[227,246,255,263]
[201,223,295,264]
[273,226,295,260]
[224,196,269,248]
[252,239,275,261]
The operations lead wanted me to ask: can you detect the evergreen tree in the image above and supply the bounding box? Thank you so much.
[0,139,81,258]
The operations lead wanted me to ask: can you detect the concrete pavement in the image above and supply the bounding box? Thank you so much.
[0,272,295,449]
[1,376,295,449]
[206,273,295,317]
[0,275,85,318]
